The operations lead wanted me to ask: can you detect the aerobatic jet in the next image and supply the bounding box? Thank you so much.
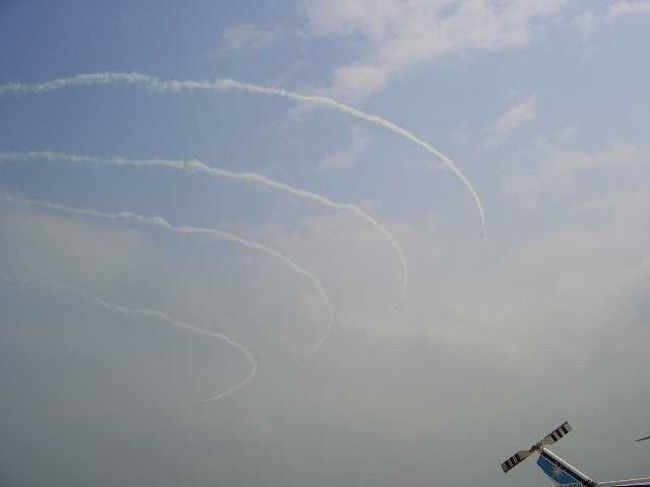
[501,421,650,487]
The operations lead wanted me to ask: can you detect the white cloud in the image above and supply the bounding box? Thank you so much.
[318,126,373,171]
[505,141,646,203]
[255,189,650,385]
[609,0,650,18]
[0,204,152,286]
[536,141,644,180]
[220,24,282,51]
[301,0,568,97]
[6,184,650,485]
[483,96,537,139]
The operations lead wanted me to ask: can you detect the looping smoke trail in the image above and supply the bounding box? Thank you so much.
[216,80,487,239]
[1,274,257,403]
[3,196,334,357]
[0,151,408,303]
[0,72,486,237]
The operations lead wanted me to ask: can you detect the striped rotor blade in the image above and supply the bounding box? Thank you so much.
[501,450,531,473]
[541,421,572,446]
[636,434,650,442]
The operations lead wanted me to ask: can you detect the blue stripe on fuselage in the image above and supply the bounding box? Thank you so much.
[537,451,591,487]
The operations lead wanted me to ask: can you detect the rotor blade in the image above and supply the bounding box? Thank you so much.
[636,434,650,442]
[541,421,572,446]
[501,450,532,473]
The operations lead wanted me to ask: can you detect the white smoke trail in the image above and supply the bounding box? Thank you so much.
[0,150,408,303]
[216,80,487,239]
[0,72,486,237]
[1,274,257,403]
[4,196,334,358]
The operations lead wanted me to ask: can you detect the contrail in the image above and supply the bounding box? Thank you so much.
[1,274,257,403]
[0,150,408,302]
[4,196,334,357]
[0,71,486,237]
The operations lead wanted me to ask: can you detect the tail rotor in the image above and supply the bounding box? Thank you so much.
[540,421,572,447]
[501,421,572,473]
[501,449,534,473]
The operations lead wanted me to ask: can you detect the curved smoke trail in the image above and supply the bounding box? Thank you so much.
[1,275,257,403]
[0,71,486,237]
[0,150,408,302]
[4,196,334,357]
[216,80,486,239]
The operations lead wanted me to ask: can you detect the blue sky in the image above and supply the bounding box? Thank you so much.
[1,2,650,487]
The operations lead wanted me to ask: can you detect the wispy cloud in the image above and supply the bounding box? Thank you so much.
[505,141,646,203]
[534,142,644,180]
[220,23,283,51]
[301,0,568,97]
[483,96,537,144]
[319,126,372,171]
[609,1,650,18]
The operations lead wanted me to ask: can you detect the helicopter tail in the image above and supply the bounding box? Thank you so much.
[502,421,650,487]
[501,421,573,473]
[536,447,595,487]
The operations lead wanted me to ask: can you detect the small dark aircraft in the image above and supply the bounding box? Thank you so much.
[501,421,650,487]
